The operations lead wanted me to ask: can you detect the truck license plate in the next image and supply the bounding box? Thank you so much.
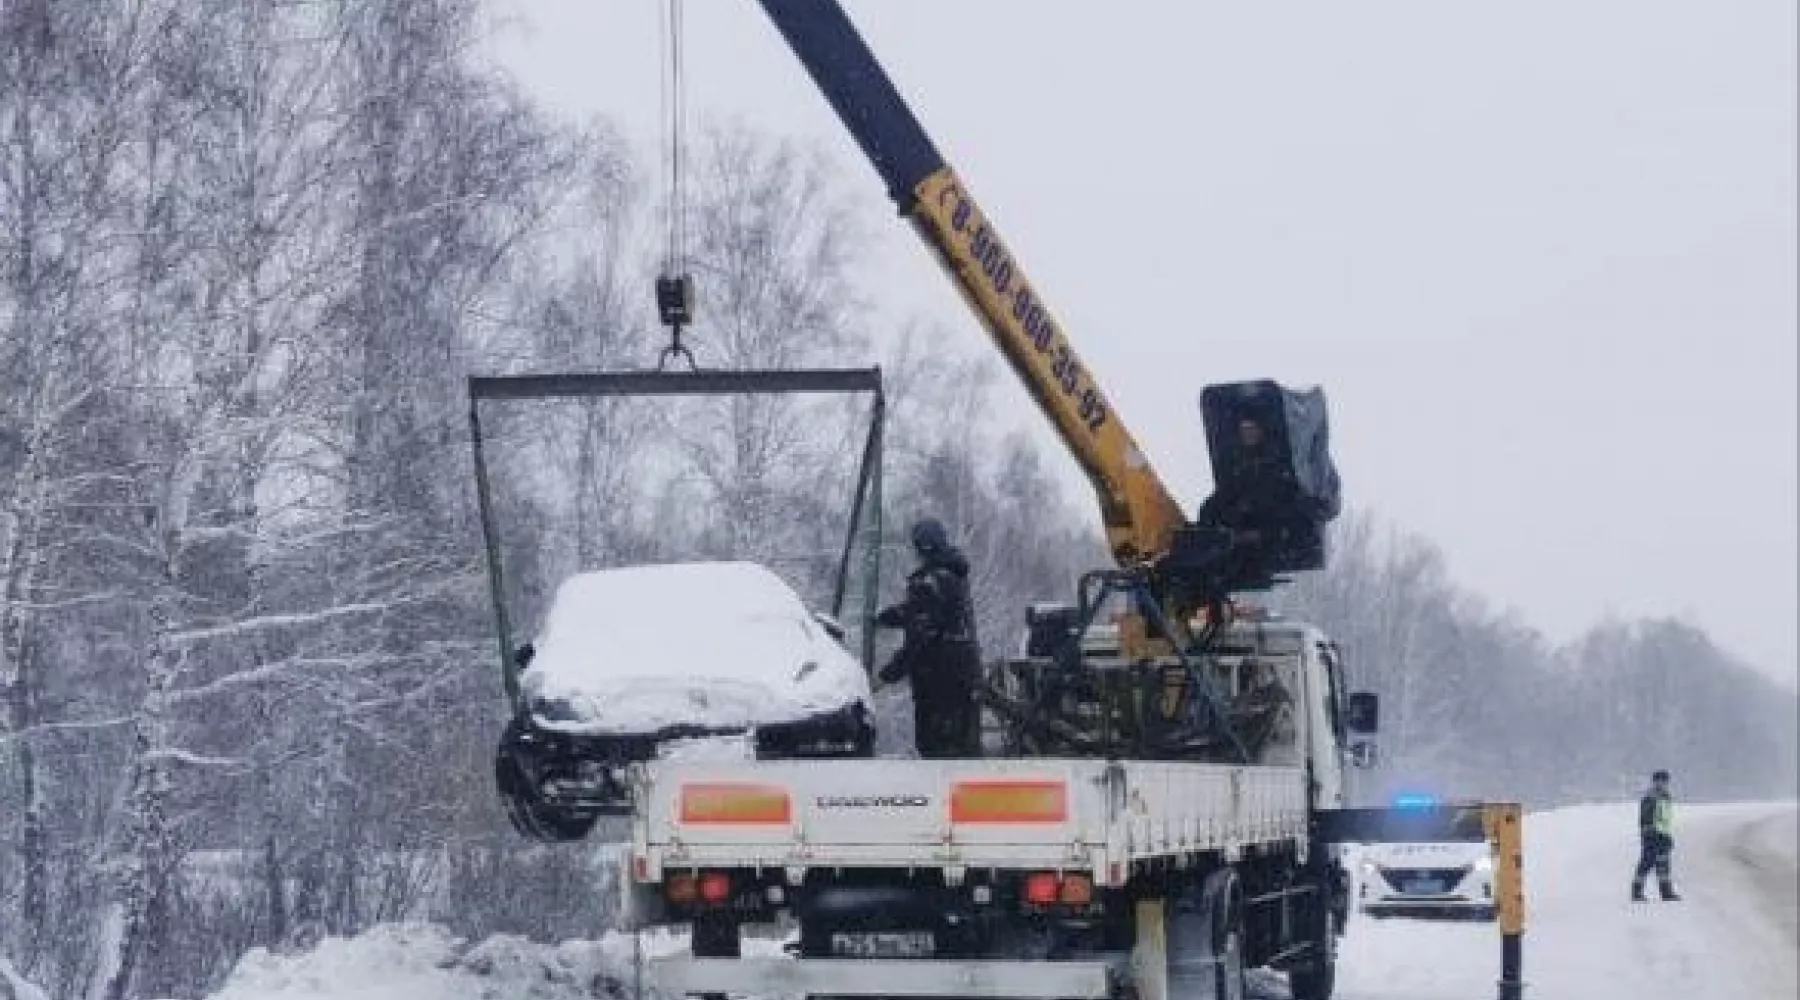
[829,931,935,958]
[1407,878,1445,894]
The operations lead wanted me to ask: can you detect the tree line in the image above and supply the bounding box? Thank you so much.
[1276,513,1798,808]
[0,3,1791,998]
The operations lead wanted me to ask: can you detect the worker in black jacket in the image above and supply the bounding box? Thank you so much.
[1631,769,1681,901]
[1195,415,1311,578]
[1197,416,1298,532]
[875,518,981,758]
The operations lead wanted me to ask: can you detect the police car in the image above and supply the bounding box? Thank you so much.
[1355,794,1497,921]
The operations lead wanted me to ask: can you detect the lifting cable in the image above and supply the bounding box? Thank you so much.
[654,0,696,370]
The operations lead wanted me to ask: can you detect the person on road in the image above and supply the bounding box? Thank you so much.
[874,518,982,759]
[1632,768,1681,901]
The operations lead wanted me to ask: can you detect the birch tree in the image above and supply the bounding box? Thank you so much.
[0,2,1789,995]
[0,0,167,980]
[57,0,576,990]
[512,137,663,582]
[73,0,363,988]
[232,0,585,946]
[661,124,872,600]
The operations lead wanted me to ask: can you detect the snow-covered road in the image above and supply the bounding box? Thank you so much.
[1328,800,1798,1000]
[190,800,1798,1000]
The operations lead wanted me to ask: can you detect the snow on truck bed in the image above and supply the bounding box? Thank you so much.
[520,561,871,735]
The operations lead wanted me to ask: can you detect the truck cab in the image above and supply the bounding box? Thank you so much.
[991,600,1374,808]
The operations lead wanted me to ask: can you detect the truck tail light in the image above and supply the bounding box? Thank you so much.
[1059,873,1093,904]
[1024,872,1060,905]
[1023,871,1094,907]
[699,872,732,903]
[665,874,697,904]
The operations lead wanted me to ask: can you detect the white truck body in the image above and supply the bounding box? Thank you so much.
[628,617,1347,884]
[620,615,1369,1000]
[628,757,1312,885]
[628,757,1314,1000]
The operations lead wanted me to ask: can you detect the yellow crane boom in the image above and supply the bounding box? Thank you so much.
[752,0,1340,608]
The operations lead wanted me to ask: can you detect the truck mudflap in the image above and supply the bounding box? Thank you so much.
[651,956,1124,999]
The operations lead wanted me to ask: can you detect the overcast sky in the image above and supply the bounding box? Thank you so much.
[481,0,1797,684]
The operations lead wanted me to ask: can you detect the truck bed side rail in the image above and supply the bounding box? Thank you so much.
[630,758,1310,883]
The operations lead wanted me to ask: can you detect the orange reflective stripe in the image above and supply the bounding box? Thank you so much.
[679,783,792,824]
[950,780,1068,823]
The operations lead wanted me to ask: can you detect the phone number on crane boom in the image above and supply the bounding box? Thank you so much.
[932,180,1110,434]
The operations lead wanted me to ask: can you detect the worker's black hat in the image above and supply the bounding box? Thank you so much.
[1652,769,1670,781]
[910,517,949,556]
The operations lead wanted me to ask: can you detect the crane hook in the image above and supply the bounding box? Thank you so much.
[654,0,696,372]
[654,273,696,371]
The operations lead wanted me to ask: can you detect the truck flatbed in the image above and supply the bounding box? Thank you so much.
[628,757,1311,885]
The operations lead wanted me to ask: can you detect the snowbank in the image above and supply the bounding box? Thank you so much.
[195,800,1797,1000]
[520,561,871,735]
[1336,799,1799,1000]
[202,923,793,1000]
[206,924,609,1000]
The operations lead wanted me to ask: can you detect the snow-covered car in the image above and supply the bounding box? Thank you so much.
[1356,840,1497,921]
[494,561,877,842]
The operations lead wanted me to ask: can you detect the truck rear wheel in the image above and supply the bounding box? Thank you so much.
[1169,867,1246,1000]
[691,914,740,957]
[690,914,740,1000]
[1287,907,1337,1000]
[1204,870,1248,1000]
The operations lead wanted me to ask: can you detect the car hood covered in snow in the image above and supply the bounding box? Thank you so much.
[518,561,872,736]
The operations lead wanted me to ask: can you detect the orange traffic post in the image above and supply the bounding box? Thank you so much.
[1484,802,1525,999]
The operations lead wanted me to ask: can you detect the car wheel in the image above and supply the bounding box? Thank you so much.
[494,721,600,843]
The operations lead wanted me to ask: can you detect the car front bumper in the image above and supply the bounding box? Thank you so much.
[1359,867,1494,919]
[1360,898,1495,919]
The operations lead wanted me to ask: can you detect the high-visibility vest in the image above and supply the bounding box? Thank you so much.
[1652,794,1673,835]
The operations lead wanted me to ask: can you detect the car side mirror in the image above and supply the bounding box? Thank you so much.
[512,642,536,669]
[811,611,847,642]
[1349,740,1380,769]
[1346,691,1379,734]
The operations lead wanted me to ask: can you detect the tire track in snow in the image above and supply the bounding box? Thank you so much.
[1727,809,1797,947]
[1623,802,1796,1000]
[1328,801,1798,1000]
[1711,806,1797,999]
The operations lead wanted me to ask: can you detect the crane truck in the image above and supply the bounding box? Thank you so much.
[601,4,1398,1000]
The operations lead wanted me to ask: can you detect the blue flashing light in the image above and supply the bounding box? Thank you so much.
[1392,792,1439,810]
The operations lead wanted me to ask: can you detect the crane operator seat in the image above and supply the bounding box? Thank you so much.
[1170,380,1343,595]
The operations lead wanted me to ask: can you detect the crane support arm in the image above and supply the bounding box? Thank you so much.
[754,0,1186,566]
